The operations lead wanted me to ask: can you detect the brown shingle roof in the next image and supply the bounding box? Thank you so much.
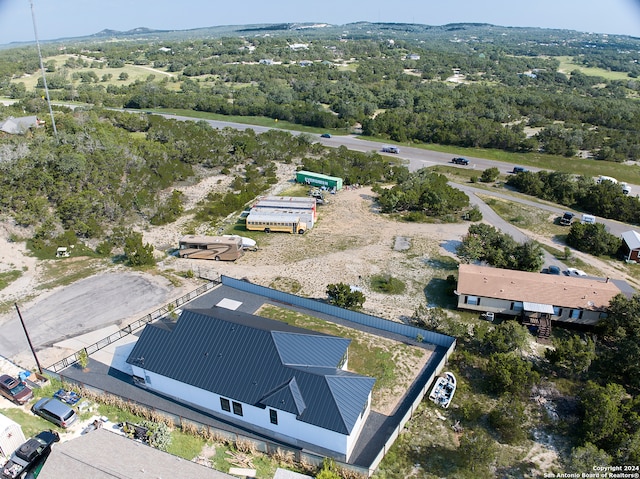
[457,264,621,311]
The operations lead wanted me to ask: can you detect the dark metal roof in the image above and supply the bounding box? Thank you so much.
[126,307,375,434]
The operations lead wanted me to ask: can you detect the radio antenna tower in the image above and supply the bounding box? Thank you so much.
[29,0,58,141]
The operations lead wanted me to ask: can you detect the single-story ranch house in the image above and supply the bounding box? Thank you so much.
[456,264,624,326]
[126,307,375,461]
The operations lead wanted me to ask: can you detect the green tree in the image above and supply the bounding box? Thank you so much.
[123,231,155,267]
[489,397,528,444]
[566,222,621,256]
[480,167,500,182]
[484,321,530,353]
[545,333,596,377]
[457,430,497,474]
[578,381,626,446]
[326,282,365,310]
[565,443,612,474]
[487,352,540,395]
[596,294,640,392]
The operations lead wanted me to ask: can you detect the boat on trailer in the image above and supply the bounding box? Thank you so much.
[429,371,456,408]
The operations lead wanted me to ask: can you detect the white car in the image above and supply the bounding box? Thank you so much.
[565,268,587,277]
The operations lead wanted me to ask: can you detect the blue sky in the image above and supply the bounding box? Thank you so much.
[1,0,639,45]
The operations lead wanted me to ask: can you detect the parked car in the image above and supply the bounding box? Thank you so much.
[565,267,587,277]
[451,157,469,165]
[0,374,33,405]
[1,430,59,479]
[512,166,528,173]
[31,397,78,428]
[548,265,561,275]
[381,145,400,154]
[320,133,331,138]
[559,212,575,226]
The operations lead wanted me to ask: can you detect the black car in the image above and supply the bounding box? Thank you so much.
[1,431,59,479]
[451,157,469,165]
[320,133,331,138]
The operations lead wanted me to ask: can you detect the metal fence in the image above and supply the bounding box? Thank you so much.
[48,278,220,373]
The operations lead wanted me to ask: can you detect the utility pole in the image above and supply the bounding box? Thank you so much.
[14,303,43,375]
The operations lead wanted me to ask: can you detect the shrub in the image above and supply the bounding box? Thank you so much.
[370,274,406,294]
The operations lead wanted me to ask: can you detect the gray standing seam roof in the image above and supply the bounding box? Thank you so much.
[126,307,375,435]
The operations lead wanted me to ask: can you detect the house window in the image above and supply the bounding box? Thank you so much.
[599,312,608,320]
[220,398,231,412]
[569,309,583,320]
[361,400,368,418]
[269,409,278,425]
[465,295,480,305]
[553,306,563,317]
[232,401,243,416]
[511,302,523,312]
[338,352,347,370]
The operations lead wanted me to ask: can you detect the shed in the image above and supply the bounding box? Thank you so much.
[621,230,640,263]
[0,413,26,457]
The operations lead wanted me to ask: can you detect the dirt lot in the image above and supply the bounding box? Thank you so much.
[145,164,469,321]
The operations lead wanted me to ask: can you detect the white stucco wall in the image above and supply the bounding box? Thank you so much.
[130,366,360,457]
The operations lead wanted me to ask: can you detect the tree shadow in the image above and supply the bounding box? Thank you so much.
[424,279,457,309]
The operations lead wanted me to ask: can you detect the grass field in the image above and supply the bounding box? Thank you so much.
[11,53,177,90]
[555,55,631,80]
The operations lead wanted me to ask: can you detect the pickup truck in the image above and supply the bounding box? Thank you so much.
[1,431,59,479]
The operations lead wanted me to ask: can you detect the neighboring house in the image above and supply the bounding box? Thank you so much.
[126,307,375,461]
[37,428,233,479]
[620,230,640,263]
[456,264,623,326]
[0,116,42,135]
[406,53,420,60]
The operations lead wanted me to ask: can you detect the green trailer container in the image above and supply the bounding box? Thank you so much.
[295,170,343,190]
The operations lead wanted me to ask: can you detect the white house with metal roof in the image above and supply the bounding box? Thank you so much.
[126,307,375,461]
[456,264,623,325]
[0,116,42,134]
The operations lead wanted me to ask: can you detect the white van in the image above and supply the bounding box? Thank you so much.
[581,214,596,224]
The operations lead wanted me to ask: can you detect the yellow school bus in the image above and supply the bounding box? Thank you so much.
[245,213,307,234]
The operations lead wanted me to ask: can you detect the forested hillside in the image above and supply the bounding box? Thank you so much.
[0,108,402,256]
[2,23,640,161]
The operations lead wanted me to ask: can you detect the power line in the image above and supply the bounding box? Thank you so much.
[29,0,58,142]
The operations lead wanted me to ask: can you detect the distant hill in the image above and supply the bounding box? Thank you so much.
[2,21,637,50]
